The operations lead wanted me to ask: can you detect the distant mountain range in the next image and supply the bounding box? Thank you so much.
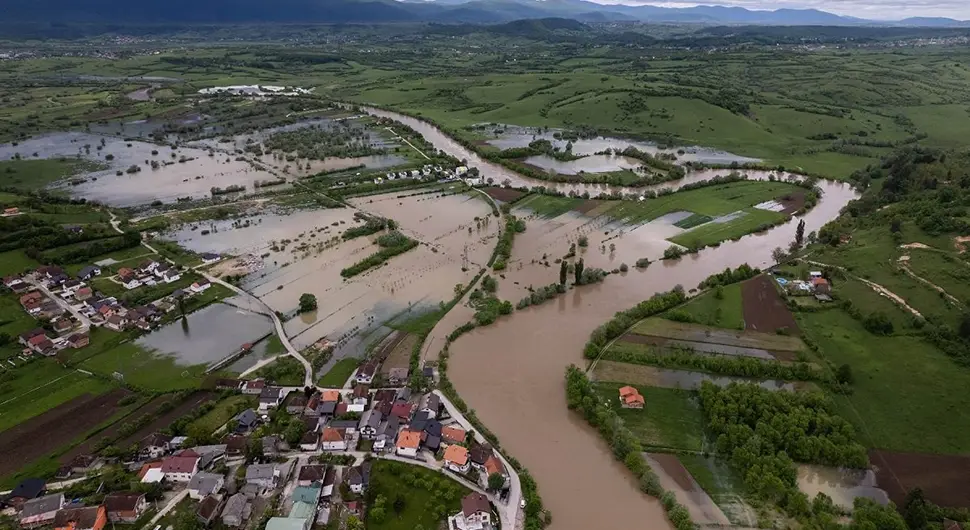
[4,0,969,27]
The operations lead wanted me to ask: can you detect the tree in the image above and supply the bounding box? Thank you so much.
[794,219,806,248]
[578,235,588,247]
[454,283,463,298]
[575,258,585,286]
[836,364,854,385]
[959,313,970,340]
[771,247,788,264]
[393,494,406,514]
[890,218,903,233]
[173,507,202,530]
[346,516,364,530]
[902,487,929,530]
[284,417,306,445]
[298,293,317,313]
[863,312,894,335]
[559,260,568,286]
[488,473,506,491]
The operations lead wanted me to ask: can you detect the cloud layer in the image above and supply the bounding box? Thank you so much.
[589,0,970,19]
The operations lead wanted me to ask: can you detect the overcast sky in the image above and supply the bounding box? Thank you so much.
[587,0,970,19]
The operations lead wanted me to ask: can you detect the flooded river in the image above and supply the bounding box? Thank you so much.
[364,107,859,530]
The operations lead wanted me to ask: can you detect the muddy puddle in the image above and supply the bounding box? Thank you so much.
[476,125,761,165]
[797,464,890,510]
[135,300,274,368]
[358,106,860,530]
[643,453,731,526]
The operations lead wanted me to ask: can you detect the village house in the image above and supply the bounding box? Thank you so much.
[262,435,283,457]
[469,444,494,474]
[191,279,211,293]
[196,495,224,527]
[444,445,470,474]
[160,450,201,482]
[138,462,164,484]
[297,465,327,487]
[118,272,141,290]
[241,379,265,395]
[299,432,319,452]
[19,493,65,528]
[163,269,181,284]
[104,492,148,523]
[359,410,382,439]
[395,430,421,458]
[304,393,321,417]
[20,291,45,311]
[245,464,280,489]
[387,367,409,386]
[315,401,336,421]
[344,462,370,494]
[74,286,94,302]
[105,314,127,332]
[224,435,248,458]
[483,455,509,489]
[76,266,101,281]
[52,317,74,335]
[320,428,347,451]
[53,505,106,530]
[442,426,466,445]
[354,362,377,385]
[286,394,308,415]
[390,401,413,421]
[221,493,251,528]
[60,279,84,295]
[3,275,25,290]
[320,389,340,403]
[189,472,225,500]
[235,409,260,432]
[420,393,440,419]
[258,387,286,411]
[329,419,358,433]
[3,206,19,216]
[3,479,45,509]
[449,493,491,530]
[321,467,337,498]
[374,415,400,452]
[618,386,645,409]
[351,384,369,405]
[201,253,221,264]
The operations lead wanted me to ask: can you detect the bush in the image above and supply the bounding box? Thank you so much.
[635,258,651,268]
[619,263,629,272]
[663,245,684,260]
[578,235,588,247]
[863,312,894,335]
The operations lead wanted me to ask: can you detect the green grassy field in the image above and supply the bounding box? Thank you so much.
[669,208,786,249]
[668,283,744,330]
[366,459,470,530]
[254,355,305,386]
[318,358,359,388]
[0,362,115,433]
[0,249,40,277]
[80,342,209,391]
[605,181,802,224]
[515,194,586,218]
[593,382,705,451]
[799,308,970,454]
[188,394,255,435]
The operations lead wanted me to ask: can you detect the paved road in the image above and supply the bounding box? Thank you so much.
[199,272,313,387]
[25,276,92,330]
[144,489,188,528]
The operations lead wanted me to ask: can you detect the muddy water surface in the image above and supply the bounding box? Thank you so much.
[797,464,890,510]
[364,108,860,530]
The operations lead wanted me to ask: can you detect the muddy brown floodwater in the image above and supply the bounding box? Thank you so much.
[363,108,860,529]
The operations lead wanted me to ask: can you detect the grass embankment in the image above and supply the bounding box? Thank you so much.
[340,231,419,278]
[318,358,359,388]
[665,283,744,330]
[0,159,106,191]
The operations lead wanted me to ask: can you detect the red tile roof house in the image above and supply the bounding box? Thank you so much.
[19,328,46,347]
[619,386,645,409]
[104,492,148,523]
[53,504,107,530]
[161,450,201,482]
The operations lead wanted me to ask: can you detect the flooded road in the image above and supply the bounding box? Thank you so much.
[365,108,859,530]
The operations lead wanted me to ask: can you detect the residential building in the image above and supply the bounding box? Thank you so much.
[258,387,286,411]
[299,431,318,451]
[618,386,644,409]
[105,314,127,332]
[374,415,400,452]
[138,433,172,460]
[221,493,251,528]
[343,463,370,494]
[196,495,224,527]
[321,468,337,498]
[449,493,491,530]
[265,517,310,530]
[74,287,94,302]
[390,402,412,421]
[236,409,259,432]
[469,444,493,473]
[119,273,141,290]
[225,435,248,458]
[387,367,409,385]
[444,445,470,473]
[297,465,327,487]
[291,486,320,507]
[320,389,340,403]
[420,393,440,419]
[483,456,509,489]
[354,362,377,385]
[286,395,307,415]
[245,464,279,489]
[320,428,346,451]
[53,505,106,530]
[241,380,265,395]
[19,493,64,528]
[4,478,45,509]
[201,253,221,264]
[315,401,336,420]
[18,328,46,347]
[138,463,164,484]
[76,266,101,281]
[188,472,225,500]
[359,410,382,439]
[160,450,201,482]
[104,492,148,523]
[163,270,181,284]
[328,420,358,433]
[442,426,467,445]
[191,279,211,293]
[66,333,90,349]
[351,384,368,405]
[395,430,421,458]
[262,436,283,457]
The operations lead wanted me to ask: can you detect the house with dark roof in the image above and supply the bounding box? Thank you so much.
[297,464,327,486]
[344,462,371,494]
[189,472,225,500]
[321,467,337,498]
[196,495,224,527]
[224,435,248,458]
[469,443,494,473]
[359,410,382,439]
[19,493,64,528]
[449,493,491,530]
[374,415,400,452]
[139,432,173,459]
[77,266,101,281]
[104,492,148,523]
[221,493,251,528]
[2,478,45,509]
[258,387,286,412]
[235,409,260,432]
[299,432,318,452]
[354,361,377,385]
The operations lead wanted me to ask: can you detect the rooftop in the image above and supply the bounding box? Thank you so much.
[396,430,422,450]
[443,444,469,466]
